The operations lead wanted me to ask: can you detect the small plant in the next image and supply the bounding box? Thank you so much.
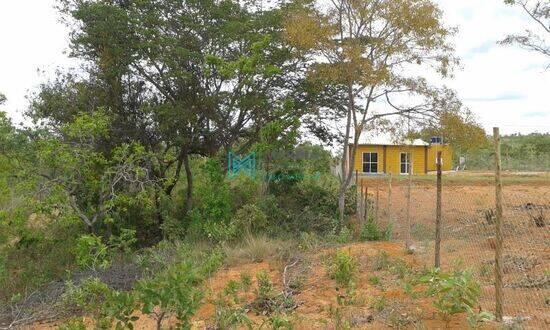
[419,268,482,322]
[359,217,391,241]
[467,309,494,328]
[268,314,293,329]
[58,317,87,330]
[335,226,353,244]
[136,261,204,330]
[371,296,386,312]
[368,275,380,286]
[371,251,390,271]
[328,250,357,288]
[250,270,296,314]
[75,235,111,270]
[108,228,137,253]
[63,277,112,315]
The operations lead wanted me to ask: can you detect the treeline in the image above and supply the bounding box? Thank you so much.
[464,133,550,171]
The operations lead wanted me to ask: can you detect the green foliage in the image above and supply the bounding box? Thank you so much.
[63,277,112,316]
[63,277,138,329]
[136,261,204,330]
[230,204,268,237]
[334,226,353,244]
[328,250,357,288]
[419,268,482,318]
[75,235,111,270]
[268,314,294,329]
[58,318,87,330]
[359,217,392,241]
[465,133,550,171]
[108,229,137,254]
[135,248,223,329]
[467,310,494,329]
[213,277,253,329]
[189,159,234,242]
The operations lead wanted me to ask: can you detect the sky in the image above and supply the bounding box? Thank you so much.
[0,0,548,135]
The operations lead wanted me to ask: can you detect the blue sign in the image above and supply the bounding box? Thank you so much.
[228,151,256,179]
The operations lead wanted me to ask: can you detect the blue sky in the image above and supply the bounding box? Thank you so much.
[0,0,548,134]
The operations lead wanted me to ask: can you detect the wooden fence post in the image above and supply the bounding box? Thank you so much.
[435,151,442,268]
[375,180,380,223]
[406,159,413,246]
[493,127,504,322]
[387,174,392,225]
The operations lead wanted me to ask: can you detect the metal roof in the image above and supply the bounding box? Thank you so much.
[350,136,429,146]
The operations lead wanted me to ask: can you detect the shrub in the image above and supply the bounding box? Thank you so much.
[63,277,112,315]
[359,217,391,241]
[230,204,268,237]
[334,226,353,244]
[75,235,110,270]
[108,228,137,253]
[136,261,204,330]
[328,250,357,288]
[419,268,482,319]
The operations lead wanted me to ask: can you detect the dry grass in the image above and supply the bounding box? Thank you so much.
[222,236,296,267]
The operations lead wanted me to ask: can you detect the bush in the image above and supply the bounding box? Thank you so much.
[328,250,357,288]
[75,235,111,270]
[359,217,391,241]
[137,261,204,330]
[230,204,268,237]
[419,268,482,319]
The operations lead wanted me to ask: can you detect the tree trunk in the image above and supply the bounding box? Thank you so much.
[338,85,355,224]
[183,151,193,215]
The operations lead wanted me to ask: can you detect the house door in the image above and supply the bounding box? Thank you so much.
[400,152,411,174]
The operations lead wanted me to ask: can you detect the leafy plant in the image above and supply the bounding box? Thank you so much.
[75,235,110,270]
[359,217,391,241]
[231,204,268,237]
[327,250,357,288]
[467,309,494,329]
[136,261,204,330]
[419,268,482,320]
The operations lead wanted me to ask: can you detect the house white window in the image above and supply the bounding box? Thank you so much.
[362,152,378,173]
[400,152,411,174]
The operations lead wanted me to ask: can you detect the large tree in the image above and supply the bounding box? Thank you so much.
[501,0,549,67]
[31,0,309,236]
[284,0,459,222]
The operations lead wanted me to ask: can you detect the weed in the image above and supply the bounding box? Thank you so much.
[327,250,357,288]
[359,217,391,241]
[250,270,296,315]
[371,251,390,271]
[268,314,293,329]
[335,226,353,244]
[371,296,386,312]
[467,309,494,328]
[58,317,87,330]
[240,272,252,291]
[368,275,380,286]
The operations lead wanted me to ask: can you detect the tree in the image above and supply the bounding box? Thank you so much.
[414,108,488,155]
[284,0,459,222]
[51,0,310,229]
[501,0,549,67]
[34,111,154,234]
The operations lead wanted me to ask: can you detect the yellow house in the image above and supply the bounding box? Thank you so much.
[351,137,453,175]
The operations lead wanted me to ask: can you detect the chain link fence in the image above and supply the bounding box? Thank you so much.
[355,145,549,327]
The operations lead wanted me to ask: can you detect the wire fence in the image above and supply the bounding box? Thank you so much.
[354,134,549,328]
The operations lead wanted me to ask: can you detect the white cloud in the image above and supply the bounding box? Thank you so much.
[434,0,550,135]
